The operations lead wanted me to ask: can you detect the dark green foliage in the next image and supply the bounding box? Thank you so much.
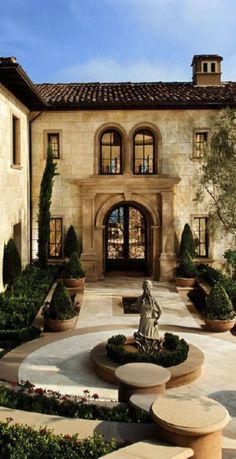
[0,264,57,333]
[197,263,236,309]
[206,283,235,320]
[43,281,77,320]
[0,420,116,458]
[65,252,85,279]
[64,225,82,258]
[0,327,40,343]
[3,239,21,288]
[0,384,151,424]
[106,333,189,367]
[37,144,57,267]
[179,224,196,258]
[224,249,236,277]
[176,250,197,278]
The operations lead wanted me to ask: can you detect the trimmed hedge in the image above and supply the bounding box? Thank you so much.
[206,283,235,320]
[106,333,189,367]
[197,263,236,309]
[0,384,151,424]
[0,420,116,458]
[0,327,41,343]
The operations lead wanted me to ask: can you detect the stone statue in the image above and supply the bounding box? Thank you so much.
[134,280,162,353]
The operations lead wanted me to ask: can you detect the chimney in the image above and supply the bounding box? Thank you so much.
[192,55,223,86]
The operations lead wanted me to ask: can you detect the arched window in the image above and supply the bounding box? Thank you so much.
[100,130,122,174]
[133,129,156,174]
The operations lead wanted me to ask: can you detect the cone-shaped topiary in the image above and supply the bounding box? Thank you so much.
[64,225,82,258]
[3,238,22,288]
[65,252,85,279]
[179,223,196,258]
[43,281,77,320]
[176,250,197,278]
[206,283,235,320]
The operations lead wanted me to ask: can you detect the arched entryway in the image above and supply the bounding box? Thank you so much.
[105,204,147,273]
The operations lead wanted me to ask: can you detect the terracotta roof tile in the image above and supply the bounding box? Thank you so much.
[35,81,236,109]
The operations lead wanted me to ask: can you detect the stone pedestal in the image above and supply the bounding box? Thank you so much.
[151,395,230,459]
[115,362,170,403]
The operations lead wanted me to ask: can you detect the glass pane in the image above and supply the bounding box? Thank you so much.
[107,208,124,259]
[101,130,121,174]
[128,207,145,259]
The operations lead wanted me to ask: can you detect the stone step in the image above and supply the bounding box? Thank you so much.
[100,440,193,459]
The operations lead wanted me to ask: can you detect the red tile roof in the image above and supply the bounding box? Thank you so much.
[35,81,236,109]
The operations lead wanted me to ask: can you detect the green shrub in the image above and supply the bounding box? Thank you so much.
[43,281,77,320]
[0,327,40,343]
[197,263,236,309]
[179,223,196,258]
[64,225,82,258]
[65,252,85,279]
[176,250,197,278]
[188,287,207,314]
[106,333,189,367]
[3,239,22,288]
[0,420,116,458]
[206,283,235,320]
[0,384,151,424]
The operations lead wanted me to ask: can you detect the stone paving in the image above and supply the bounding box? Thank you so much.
[0,277,236,458]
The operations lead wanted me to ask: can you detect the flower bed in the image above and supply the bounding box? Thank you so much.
[0,419,116,458]
[106,333,189,367]
[0,382,151,423]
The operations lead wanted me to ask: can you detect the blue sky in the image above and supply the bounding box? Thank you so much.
[1,0,236,83]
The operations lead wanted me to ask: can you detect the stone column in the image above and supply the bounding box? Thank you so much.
[151,225,161,280]
[81,193,98,280]
[159,191,176,281]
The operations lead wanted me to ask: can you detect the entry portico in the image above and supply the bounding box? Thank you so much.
[77,175,180,281]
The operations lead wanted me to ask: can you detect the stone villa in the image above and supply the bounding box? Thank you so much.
[1,54,236,289]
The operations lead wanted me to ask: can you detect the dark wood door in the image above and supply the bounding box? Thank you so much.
[105,205,147,271]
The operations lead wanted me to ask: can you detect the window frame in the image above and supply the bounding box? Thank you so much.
[99,129,122,175]
[12,115,21,166]
[48,217,63,259]
[192,129,209,159]
[133,129,156,175]
[192,216,209,258]
[44,130,63,159]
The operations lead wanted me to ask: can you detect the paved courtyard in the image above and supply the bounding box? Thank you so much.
[0,277,236,458]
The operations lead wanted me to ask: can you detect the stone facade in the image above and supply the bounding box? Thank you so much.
[0,83,30,290]
[31,108,225,281]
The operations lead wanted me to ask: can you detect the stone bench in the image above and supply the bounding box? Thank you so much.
[115,362,171,403]
[151,394,230,459]
[100,440,193,459]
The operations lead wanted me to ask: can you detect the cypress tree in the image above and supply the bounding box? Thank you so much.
[37,144,57,267]
[64,225,81,257]
[179,223,196,258]
[3,238,22,287]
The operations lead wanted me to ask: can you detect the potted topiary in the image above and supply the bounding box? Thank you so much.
[204,283,235,332]
[175,250,197,287]
[64,225,82,259]
[179,223,196,259]
[43,281,78,331]
[63,251,85,290]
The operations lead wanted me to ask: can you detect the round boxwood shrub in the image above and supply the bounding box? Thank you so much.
[43,281,77,320]
[65,252,85,279]
[206,283,235,320]
[176,250,197,278]
[106,333,189,367]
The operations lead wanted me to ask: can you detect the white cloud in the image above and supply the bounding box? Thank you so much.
[59,56,189,82]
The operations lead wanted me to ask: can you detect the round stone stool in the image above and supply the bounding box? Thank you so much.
[151,395,230,459]
[115,362,171,403]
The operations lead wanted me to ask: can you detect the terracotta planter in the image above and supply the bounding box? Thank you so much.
[204,317,235,332]
[44,316,77,332]
[175,277,196,288]
[63,277,85,290]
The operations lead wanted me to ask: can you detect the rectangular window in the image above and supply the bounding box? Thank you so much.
[194,131,208,158]
[211,62,216,72]
[203,62,208,73]
[193,217,208,258]
[12,115,20,165]
[48,133,60,158]
[48,218,63,258]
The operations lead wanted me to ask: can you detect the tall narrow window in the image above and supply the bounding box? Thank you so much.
[133,129,155,174]
[100,130,122,174]
[12,115,20,165]
[48,218,63,258]
[48,133,60,158]
[194,131,208,158]
[193,217,208,258]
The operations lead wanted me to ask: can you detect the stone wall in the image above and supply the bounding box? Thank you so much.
[0,84,30,290]
[31,108,228,279]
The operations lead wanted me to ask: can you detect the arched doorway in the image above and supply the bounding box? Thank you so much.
[105,204,147,272]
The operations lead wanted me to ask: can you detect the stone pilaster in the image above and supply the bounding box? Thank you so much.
[159,191,177,281]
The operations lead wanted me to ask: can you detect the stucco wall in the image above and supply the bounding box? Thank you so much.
[31,108,228,275]
[0,83,30,290]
